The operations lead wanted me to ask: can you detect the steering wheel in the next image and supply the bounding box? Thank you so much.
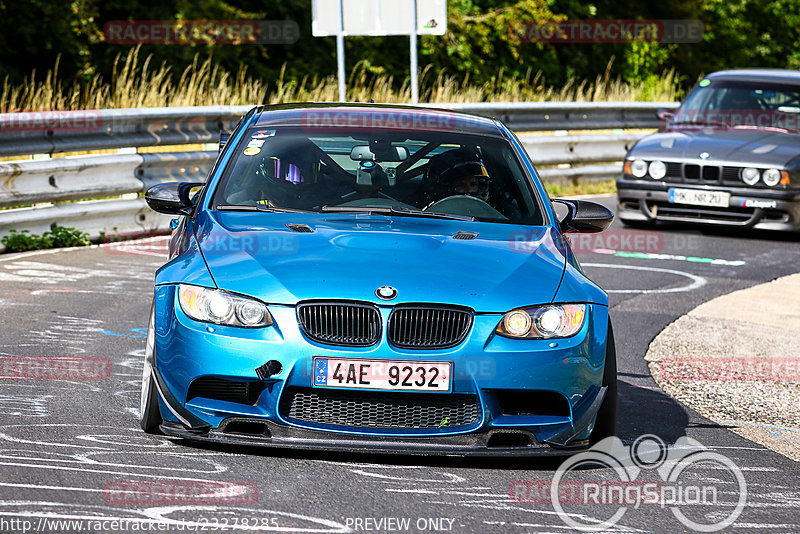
[424,195,507,220]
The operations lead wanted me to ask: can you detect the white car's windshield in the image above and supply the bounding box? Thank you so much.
[673,80,800,131]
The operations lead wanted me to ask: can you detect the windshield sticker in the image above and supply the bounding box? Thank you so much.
[252,130,276,139]
[243,146,261,156]
[247,139,265,148]
[699,79,711,87]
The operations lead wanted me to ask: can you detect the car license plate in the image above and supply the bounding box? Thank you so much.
[668,188,730,208]
[313,357,452,392]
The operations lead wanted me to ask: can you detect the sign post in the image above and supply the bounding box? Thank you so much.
[336,0,346,102]
[409,1,419,103]
[312,0,447,103]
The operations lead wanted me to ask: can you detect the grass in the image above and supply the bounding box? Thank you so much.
[0,49,681,112]
[545,179,617,197]
[1,226,91,252]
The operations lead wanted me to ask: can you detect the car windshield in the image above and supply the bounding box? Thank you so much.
[212,127,544,224]
[673,80,800,131]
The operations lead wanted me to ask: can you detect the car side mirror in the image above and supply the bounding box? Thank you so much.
[657,109,675,130]
[145,182,204,215]
[657,109,675,121]
[552,199,614,233]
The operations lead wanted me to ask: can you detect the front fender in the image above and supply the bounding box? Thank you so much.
[155,222,216,288]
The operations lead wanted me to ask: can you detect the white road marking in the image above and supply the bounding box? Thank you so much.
[349,469,466,484]
[384,489,438,494]
[582,262,707,293]
[0,395,52,417]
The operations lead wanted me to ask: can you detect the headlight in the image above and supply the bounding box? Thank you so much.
[496,304,586,339]
[762,168,781,187]
[648,160,667,180]
[178,284,273,327]
[741,167,760,185]
[630,160,648,178]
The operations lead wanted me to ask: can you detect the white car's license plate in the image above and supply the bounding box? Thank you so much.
[313,357,452,392]
[668,188,730,208]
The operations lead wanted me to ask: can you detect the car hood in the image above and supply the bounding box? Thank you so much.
[631,129,800,167]
[194,211,570,312]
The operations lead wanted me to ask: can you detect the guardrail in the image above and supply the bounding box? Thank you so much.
[0,101,677,251]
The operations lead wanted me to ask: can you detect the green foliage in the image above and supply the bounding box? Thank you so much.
[0,0,798,105]
[545,179,616,198]
[694,0,800,72]
[46,225,92,248]
[419,0,562,82]
[1,226,91,253]
[1,230,50,252]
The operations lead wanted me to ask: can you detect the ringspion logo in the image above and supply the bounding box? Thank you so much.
[512,435,747,532]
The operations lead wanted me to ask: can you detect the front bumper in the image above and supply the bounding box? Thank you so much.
[159,417,596,457]
[617,179,800,231]
[150,285,609,456]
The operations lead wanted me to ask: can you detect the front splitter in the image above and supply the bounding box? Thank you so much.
[160,419,588,457]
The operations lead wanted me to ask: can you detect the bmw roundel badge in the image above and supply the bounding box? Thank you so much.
[376,286,397,300]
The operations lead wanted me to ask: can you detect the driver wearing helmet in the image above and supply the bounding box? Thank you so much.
[427,148,492,204]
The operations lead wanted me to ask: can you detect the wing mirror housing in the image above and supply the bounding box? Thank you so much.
[657,108,675,130]
[552,198,614,233]
[145,182,204,215]
[657,108,675,121]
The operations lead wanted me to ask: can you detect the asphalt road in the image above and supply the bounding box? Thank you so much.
[1,195,799,533]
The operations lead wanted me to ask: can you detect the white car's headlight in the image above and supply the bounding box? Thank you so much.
[496,304,586,339]
[762,168,782,187]
[648,160,667,180]
[741,167,760,185]
[630,160,648,178]
[178,284,273,327]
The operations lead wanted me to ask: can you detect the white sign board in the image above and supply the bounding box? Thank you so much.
[312,0,447,36]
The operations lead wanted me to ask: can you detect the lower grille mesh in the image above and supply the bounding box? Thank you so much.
[187,377,263,405]
[279,387,479,429]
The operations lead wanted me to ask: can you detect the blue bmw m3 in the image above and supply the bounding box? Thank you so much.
[140,103,617,456]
